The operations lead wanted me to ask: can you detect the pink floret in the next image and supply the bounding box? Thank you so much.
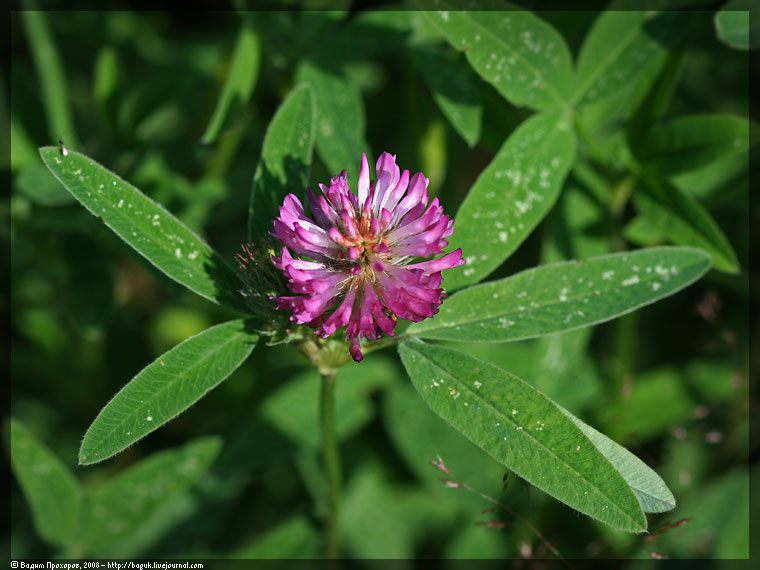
[270,152,464,362]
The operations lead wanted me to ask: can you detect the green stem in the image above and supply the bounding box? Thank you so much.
[360,333,406,357]
[320,371,341,559]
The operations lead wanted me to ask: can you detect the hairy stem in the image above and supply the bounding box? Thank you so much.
[320,371,341,559]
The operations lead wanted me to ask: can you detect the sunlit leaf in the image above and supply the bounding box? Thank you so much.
[79,320,257,464]
[9,419,83,547]
[39,147,249,312]
[248,84,316,243]
[201,18,260,144]
[85,437,221,557]
[559,405,676,513]
[421,2,574,111]
[398,340,648,532]
[445,110,576,292]
[411,247,710,342]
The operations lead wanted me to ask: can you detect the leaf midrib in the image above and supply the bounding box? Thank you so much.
[407,343,644,529]
[635,488,675,510]
[571,14,645,105]
[42,149,240,307]
[559,406,676,510]
[81,324,249,462]
[413,258,707,336]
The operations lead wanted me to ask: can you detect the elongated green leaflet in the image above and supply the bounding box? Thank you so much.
[421,2,574,111]
[558,406,675,513]
[39,147,249,312]
[573,11,691,107]
[85,438,221,557]
[295,60,369,184]
[637,114,755,178]
[633,177,739,274]
[21,11,80,147]
[398,341,647,532]
[201,18,260,144]
[411,46,482,147]
[79,320,258,465]
[445,110,576,292]
[410,247,711,342]
[248,84,316,243]
[9,419,83,547]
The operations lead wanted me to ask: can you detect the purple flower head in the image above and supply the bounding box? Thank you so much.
[270,152,464,362]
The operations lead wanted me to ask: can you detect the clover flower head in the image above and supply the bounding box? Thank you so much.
[270,152,464,362]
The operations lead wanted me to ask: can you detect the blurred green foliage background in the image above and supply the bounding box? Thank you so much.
[7,5,755,562]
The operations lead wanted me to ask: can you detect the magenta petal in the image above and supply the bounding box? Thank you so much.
[319,286,357,337]
[357,154,370,207]
[381,169,409,213]
[374,152,400,214]
[406,249,464,273]
[269,151,462,363]
[349,337,363,362]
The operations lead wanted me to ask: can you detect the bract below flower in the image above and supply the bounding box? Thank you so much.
[270,152,464,362]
